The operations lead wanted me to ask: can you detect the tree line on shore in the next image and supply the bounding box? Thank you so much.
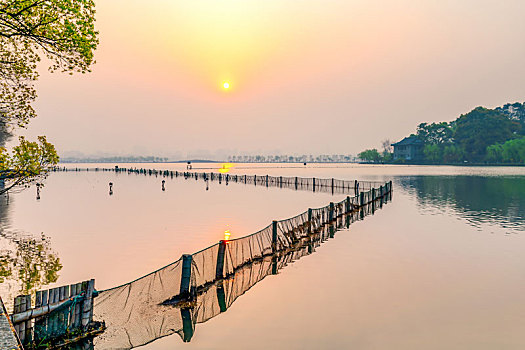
[227,154,357,163]
[359,102,525,164]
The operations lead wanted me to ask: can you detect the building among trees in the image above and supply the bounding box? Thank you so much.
[392,136,424,161]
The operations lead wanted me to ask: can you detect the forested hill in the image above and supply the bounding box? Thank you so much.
[359,102,525,164]
[415,105,523,163]
[496,102,525,129]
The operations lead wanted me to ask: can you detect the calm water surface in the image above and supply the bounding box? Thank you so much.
[1,163,524,349]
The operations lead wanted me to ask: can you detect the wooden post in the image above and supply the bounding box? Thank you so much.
[280,176,283,188]
[271,255,278,275]
[354,180,358,196]
[14,295,27,344]
[40,290,48,338]
[71,283,83,329]
[216,281,227,313]
[68,285,76,330]
[308,208,312,234]
[295,177,298,190]
[180,255,193,299]
[13,296,21,339]
[20,294,28,344]
[272,221,278,254]
[312,178,316,192]
[360,192,364,207]
[216,240,227,279]
[180,308,194,342]
[24,295,32,345]
[266,175,269,187]
[371,189,376,214]
[329,202,334,221]
[81,280,95,328]
[50,288,59,336]
[58,286,68,336]
[34,290,42,341]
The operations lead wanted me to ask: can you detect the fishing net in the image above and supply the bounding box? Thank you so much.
[53,166,384,195]
[93,259,184,349]
[88,174,392,349]
[222,224,274,276]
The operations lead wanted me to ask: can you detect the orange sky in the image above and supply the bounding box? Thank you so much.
[17,0,525,159]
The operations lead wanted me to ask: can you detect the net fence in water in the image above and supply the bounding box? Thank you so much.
[92,180,392,349]
[92,259,184,349]
[53,166,383,195]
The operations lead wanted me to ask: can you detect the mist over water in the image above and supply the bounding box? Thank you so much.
[1,164,524,349]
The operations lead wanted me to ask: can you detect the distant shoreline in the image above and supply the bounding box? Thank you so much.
[60,159,220,164]
[59,160,524,166]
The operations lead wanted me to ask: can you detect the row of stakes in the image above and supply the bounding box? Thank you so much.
[37,174,212,199]
[43,166,365,198]
[107,178,203,196]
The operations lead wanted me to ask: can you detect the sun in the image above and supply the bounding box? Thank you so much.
[223,82,230,89]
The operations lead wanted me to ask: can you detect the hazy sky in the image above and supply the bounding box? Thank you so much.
[16,0,525,159]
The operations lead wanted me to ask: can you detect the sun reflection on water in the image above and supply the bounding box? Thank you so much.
[218,163,234,174]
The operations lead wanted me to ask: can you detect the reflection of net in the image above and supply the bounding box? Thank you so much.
[93,260,184,349]
[92,181,391,349]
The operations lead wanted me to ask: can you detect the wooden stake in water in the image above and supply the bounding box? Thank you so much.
[180,255,193,300]
[180,308,194,342]
[272,221,278,254]
[308,208,312,234]
[216,240,227,279]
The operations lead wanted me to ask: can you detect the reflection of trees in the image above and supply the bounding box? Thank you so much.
[0,253,11,282]
[1,233,62,294]
[398,176,525,230]
[16,233,62,293]
[0,197,62,295]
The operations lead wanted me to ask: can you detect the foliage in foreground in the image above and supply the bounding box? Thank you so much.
[0,136,59,194]
[0,0,98,127]
[0,0,98,193]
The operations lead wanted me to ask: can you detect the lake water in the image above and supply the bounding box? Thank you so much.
[1,163,524,349]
